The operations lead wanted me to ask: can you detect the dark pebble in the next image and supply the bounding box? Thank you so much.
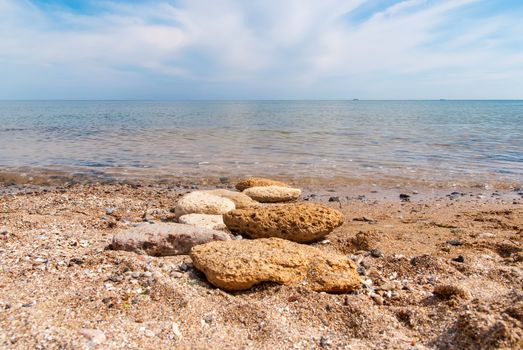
[109,275,123,282]
[320,336,332,347]
[370,248,383,258]
[328,196,340,202]
[68,258,84,266]
[178,262,192,272]
[399,193,411,201]
[448,192,462,199]
[357,266,366,275]
[353,216,375,223]
[447,239,462,246]
[452,255,465,263]
[219,177,229,184]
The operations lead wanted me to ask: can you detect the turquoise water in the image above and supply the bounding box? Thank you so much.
[0,100,522,183]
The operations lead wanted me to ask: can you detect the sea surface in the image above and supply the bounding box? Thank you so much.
[0,100,522,184]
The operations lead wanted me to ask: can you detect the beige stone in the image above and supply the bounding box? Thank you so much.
[204,189,259,209]
[175,191,235,218]
[178,213,227,230]
[110,222,230,256]
[190,238,361,292]
[235,177,289,191]
[243,186,301,203]
[223,203,344,243]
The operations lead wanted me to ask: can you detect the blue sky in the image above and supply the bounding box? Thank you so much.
[1,0,522,99]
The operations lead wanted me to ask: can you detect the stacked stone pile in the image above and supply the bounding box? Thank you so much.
[110,177,361,292]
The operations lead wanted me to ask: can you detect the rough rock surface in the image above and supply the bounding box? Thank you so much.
[175,191,235,218]
[178,213,227,230]
[190,237,361,292]
[223,203,344,243]
[204,189,259,209]
[235,177,289,191]
[110,222,230,256]
[243,186,301,203]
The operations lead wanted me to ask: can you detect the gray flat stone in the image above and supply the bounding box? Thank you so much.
[110,222,231,256]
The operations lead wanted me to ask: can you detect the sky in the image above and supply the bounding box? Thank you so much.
[0,0,522,100]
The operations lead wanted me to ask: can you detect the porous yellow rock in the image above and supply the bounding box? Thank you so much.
[235,177,289,191]
[190,238,361,292]
[223,203,344,243]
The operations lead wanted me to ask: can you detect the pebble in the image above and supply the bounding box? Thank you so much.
[447,239,462,246]
[399,194,411,202]
[370,293,384,305]
[171,271,183,278]
[0,226,8,235]
[370,248,383,258]
[178,262,191,272]
[172,323,182,338]
[452,255,465,263]
[320,336,332,347]
[328,196,340,202]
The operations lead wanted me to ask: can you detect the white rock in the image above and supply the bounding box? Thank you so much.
[79,328,106,348]
[203,189,259,209]
[172,322,182,338]
[243,186,301,203]
[178,214,227,230]
[175,192,235,218]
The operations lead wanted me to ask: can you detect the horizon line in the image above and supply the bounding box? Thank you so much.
[1,99,523,102]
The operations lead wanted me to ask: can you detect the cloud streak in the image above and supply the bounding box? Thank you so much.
[0,0,522,99]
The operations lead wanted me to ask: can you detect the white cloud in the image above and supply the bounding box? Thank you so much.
[0,0,522,98]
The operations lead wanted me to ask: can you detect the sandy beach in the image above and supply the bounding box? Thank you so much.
[0,178,521,349]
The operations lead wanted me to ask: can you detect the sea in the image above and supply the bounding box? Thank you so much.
[0,100,522,185]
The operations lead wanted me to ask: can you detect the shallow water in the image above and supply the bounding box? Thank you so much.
[0,100,522,183]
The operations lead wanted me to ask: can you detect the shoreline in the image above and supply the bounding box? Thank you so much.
[0,180,522,349]
[1,167,522,191]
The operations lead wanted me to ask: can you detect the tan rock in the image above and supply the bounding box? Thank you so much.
[110,222,230,256]
[223,203,344,243]
[175,191,235,218]
[243,186,301,203]
[178,214,227,230]
[190,238,361,292]
[204,189,259,209]
[235,177,289,191]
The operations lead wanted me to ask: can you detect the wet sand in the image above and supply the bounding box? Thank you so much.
[0,179,522,349]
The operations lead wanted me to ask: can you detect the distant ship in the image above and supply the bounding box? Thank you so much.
[353,98,359,101]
